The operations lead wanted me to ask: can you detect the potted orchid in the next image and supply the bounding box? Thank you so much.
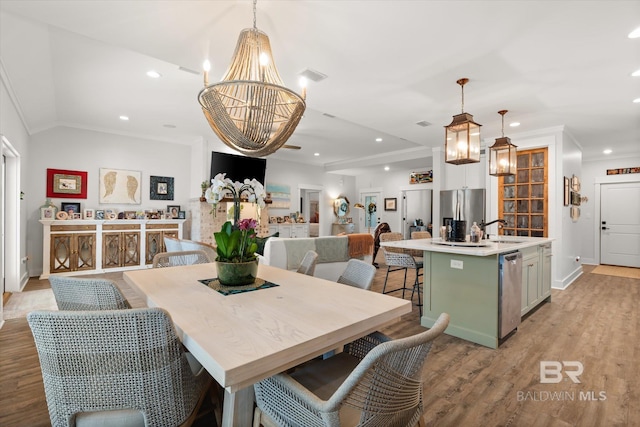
[206,173,266,285]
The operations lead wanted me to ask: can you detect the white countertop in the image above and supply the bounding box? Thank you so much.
[381,236,554,257]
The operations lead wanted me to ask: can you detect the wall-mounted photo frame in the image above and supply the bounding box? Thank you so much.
[167,205,180,218]
[40,207,56,220]
[563,176,570,206]
[384,198,397,211]
[46,168,88,199]
[61,202,81,214]
[149,175,174,200]
[99,168,142,204]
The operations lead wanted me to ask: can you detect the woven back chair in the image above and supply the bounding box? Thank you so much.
[254,313,450,427]
[163,235,183,252]
[48,276,131,311]
[337,259,376,290]
[27,308,211,427]
[152,250,212,268]
[411,230,432,240]
[381,246,423,315]
[297,250,319,276]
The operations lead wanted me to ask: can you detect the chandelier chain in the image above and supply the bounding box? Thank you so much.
[253,0,257,29]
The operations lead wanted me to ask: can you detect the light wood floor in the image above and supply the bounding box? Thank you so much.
[2,263,639,426]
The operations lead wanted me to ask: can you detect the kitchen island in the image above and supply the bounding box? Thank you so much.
[381,236,554,348]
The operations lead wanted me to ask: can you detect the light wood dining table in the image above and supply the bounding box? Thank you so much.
[123,262,412,427]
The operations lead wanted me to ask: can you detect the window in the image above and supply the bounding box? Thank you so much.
[498,148,548,237]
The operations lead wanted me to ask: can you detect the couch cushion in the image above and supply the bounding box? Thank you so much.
[315,236,349,263]
[283,239,317,270]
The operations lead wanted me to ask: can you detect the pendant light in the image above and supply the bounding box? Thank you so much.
[488,110,518,176]
[445,78,481,165]
[198,0,306,157]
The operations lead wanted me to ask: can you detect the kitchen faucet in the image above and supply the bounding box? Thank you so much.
[479,219,507,239]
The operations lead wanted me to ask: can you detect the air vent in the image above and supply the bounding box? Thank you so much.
[178,66,200,75]
[323,113,336,118]
[299,68,328,82]
[415,120,432,127]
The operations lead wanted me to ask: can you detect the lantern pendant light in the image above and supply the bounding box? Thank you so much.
[444,78,482,165]
[488,110,518,176]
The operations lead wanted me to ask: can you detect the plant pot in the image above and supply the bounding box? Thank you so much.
[216,260,258,286]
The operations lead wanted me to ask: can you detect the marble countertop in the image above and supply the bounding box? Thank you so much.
[381,236,554,257]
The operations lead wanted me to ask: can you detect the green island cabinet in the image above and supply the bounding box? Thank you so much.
[380,237,553,349]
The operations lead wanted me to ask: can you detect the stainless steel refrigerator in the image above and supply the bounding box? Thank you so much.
[439,188,486,237]
[402,189,432,239]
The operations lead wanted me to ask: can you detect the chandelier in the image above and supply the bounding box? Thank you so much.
[444,78,481,165]
[198,0,306,157]
[488,110,518,176]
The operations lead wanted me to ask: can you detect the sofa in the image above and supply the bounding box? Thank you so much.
[262,234,374,281]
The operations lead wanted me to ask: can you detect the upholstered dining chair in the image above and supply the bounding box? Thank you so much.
[253,312,450,427]
[337,259,377,290]
[27,307,212,427]
[297,250,319,276]
[152,250,212,268]
[48,276,131,311]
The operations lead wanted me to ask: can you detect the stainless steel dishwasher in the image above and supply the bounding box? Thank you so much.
[499,251,522,339]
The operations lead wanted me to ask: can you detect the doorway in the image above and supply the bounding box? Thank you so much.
[298,184,323,236]
[1,135,21,299]
[359,189,382,235]
[600,182,640,268]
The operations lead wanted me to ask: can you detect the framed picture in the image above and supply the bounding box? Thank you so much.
[40,207,56,220]
[384,198,397,211]
[83,209,95,220]
[167,205,180,218]
[46,168,88,199]
[72,213,82,220]
[99,168,142,204]
[563,176,570,206]
[95,210,105,220]
[178,211,186,219]
[61,202,81,214]
[150,176,174,201]
[124,211,137,220]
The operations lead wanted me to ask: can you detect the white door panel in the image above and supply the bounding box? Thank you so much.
[601,183,640,268]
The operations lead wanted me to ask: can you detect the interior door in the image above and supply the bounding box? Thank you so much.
[601,182,640,268]
[360,192,381,234]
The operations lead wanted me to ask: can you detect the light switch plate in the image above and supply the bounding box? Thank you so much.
[450,259,463,269]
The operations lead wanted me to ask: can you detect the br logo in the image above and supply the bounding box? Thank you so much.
[540,361,583,383]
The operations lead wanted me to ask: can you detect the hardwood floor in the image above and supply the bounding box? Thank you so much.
[1,263,639,426]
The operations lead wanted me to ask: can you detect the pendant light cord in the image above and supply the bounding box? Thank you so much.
[253,0,257,29]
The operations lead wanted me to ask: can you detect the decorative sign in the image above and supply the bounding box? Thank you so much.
[607,167,640,175]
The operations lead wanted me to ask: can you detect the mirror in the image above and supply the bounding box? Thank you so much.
[334,195,350,218]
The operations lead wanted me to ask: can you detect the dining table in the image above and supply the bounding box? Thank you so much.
[123,262,412,427]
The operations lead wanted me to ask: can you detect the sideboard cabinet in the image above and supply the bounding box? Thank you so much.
[40,219,184,278]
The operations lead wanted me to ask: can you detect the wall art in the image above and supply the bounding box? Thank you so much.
[99,168,142,204]
[46,168,87,199]
[150,175,174,200]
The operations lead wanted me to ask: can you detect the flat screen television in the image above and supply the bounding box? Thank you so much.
[210,151,267,184]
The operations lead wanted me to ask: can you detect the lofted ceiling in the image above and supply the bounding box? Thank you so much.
[1,1,638,176]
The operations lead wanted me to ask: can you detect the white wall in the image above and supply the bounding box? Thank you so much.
[27,126,193,277]
[580,155,640,265]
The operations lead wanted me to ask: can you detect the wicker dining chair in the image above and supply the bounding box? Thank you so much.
[337,259,377,290]
[297,250,319,276]
[27,307,212,427]
[48,276,131,311]
[380,232,423,315]
[411,230,432,240]
[152,250,212,268]
[253,312,450,427]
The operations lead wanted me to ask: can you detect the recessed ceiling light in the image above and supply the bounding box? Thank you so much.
[146,70,161,78]
[375,138,383,142]
[603,149,613,154]
[509,122,520,127]
[384,166,390,171]
[628,27,640,38]
[632,69,640,77]
[314,152,320,156]
[119,115,129,121]
[634,98,640,103]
